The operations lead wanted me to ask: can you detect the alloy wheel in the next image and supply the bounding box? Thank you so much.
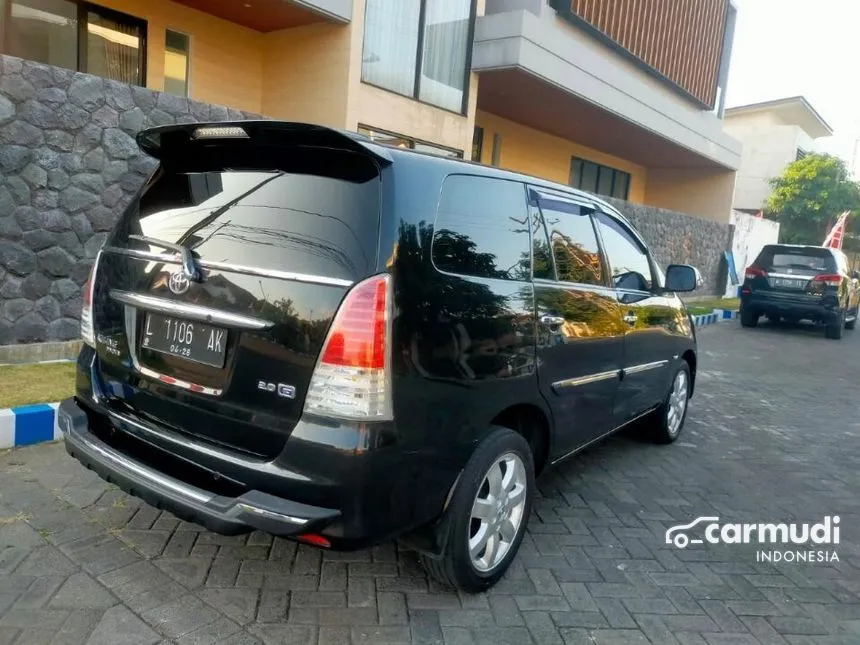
[666,370,689,436]
[468,452,527,572]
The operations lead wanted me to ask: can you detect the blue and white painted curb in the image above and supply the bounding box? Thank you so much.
[0,402,62,450]
[691,309,739,328]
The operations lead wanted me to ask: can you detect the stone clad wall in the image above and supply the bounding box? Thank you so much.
[0,55,260,345]
[604,197,732,295]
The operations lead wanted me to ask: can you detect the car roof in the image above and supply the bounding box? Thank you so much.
[763,243,835,254]
[355,136,632,220]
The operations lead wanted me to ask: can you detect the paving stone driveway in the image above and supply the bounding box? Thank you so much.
[2,321,860,645]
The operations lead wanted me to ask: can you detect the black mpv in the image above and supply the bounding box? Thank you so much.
[59,122,701,591]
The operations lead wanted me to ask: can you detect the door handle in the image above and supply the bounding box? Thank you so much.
[623,313,638,325]
[540,315,565,327]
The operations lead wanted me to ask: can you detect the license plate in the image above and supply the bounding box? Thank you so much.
[771,278,806,289]
[141,313,227,368]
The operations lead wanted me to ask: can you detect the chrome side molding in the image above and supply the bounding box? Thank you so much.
[552,369,620,392]
[623,360,669,376]
[110,290,274,330]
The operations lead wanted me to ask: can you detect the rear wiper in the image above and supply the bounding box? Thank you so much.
[128,234,201,281]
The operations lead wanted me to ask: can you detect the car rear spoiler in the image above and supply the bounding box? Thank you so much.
[136,120,394,166]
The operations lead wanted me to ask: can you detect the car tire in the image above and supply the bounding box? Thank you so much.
[421,427,534,592]
[648,363,691,444]
[740,308,758,328]
[845,307,858,330]
[826,314,845,339]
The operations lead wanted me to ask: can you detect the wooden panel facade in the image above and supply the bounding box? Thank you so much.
[550,0,728,108]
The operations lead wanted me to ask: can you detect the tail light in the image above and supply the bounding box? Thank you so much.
[80,251,102,347]
[303,274,392,421]
[812,273,843,287]
[745,267,767,279]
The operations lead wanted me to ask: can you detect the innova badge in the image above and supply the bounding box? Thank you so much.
[168,271,191,295]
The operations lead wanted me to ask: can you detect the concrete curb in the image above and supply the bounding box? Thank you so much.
[0,402,62,450]
[692,309,739,327]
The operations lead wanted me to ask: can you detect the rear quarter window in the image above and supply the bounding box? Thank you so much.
[431,175,530,281]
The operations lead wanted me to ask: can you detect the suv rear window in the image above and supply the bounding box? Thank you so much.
[755,246,835,274]
[113,151,380,282]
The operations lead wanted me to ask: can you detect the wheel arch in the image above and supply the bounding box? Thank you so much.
[682,349,697,396]
[489,403,552,477]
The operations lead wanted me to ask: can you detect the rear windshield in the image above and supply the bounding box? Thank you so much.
[754,246,835,273]
[113,151,381,281]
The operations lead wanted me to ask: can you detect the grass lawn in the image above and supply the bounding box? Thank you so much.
[0,362,76,409]
[686,297,740,316]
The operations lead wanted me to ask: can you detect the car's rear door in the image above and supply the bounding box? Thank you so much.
[90,122,387,459]
[529,188,625,456]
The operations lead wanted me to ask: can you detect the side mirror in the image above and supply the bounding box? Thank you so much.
[665,264,701,292]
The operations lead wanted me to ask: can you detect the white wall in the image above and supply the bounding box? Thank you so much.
[725,210,781,297]
[725,112,813,211]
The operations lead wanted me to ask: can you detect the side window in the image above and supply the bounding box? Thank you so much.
[595,212,653,291]
[433,176,530,281]
[530,205,553,280]
[538,196,603,286]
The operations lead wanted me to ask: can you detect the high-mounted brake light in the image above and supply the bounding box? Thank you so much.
[745,267,767,279]
[812,273,843,287]
[192,126,249,140]
[80,251,102,347]
[303,274,392,421]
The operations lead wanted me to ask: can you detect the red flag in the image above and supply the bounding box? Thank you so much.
[823,211,850,249]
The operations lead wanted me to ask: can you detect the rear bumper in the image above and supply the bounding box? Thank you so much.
[741,293,841,322]
[58,398,340,537]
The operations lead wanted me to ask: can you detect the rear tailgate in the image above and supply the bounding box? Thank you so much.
[91,122,388,459]
[749,246,837,296]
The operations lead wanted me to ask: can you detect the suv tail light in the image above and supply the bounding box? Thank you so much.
[812,273,843,287]
[80,251,102,347]
[303,274,392,421]
[745,267,767,279]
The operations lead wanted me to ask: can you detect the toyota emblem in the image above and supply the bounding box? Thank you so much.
[168,271,191,295]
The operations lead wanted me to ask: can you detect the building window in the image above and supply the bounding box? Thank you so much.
[796,147,807,161]
[570,157,631,200]
[361,0,474,113]
[164,29,189,97]
[472,126,483,162]
[358,125,463,158]
[5,1,146,86]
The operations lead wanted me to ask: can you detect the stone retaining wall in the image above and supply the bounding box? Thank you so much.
[0,55,259,345]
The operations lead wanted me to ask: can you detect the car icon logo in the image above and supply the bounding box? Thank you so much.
[168,271,191,295]
[665,516,720,549]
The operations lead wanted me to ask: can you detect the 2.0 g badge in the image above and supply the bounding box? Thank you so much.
[258,381,296,399]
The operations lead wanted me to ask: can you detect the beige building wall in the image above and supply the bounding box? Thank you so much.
[645,168,736,222]
[474,111,648,203]
[262,23,352,128]
[100,0,265,113]
[104,0,479,153]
